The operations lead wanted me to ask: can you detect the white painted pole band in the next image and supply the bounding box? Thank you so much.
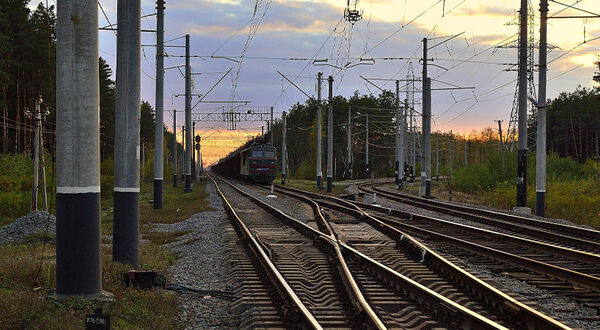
[57,186,101,194]
[114,187,141,193]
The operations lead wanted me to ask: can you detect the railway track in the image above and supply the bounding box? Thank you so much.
[270,183,600,320]
[360,182,600,254]
[210,173,522,329]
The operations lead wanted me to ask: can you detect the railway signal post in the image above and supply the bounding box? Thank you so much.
[55,0,107,298]
[113,0,141,267]
[327,75,334,192]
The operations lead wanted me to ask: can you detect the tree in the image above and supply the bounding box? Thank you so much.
[140,101,155,145]
[594,54,600,85]
[99,57,116,161]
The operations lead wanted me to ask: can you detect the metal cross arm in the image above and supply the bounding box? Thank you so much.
[277,71,313,100]
[191,112,272,122]
[426,32,465,50]
[548,0,600,19]
[191,68,233,110]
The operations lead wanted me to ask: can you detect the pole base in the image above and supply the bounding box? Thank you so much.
[56,192,102,296]
[513,206,531,215]
[327,177,332,192]
[153,179,163,209]
[281,174,286,185]
[113,191,140,267]
[535,191,545,217]
[317,175,322,188]
[53,290,114,302]
[425,179,431,198]
[184,175,192,192]
[173,174,177,188]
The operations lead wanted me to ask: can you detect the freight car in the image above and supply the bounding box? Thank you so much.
[212,141,277,183]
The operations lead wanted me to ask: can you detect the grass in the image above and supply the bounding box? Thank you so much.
[0,175,213,329]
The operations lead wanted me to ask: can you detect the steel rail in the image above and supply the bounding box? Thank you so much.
[270,184,570,330]
[211,174,386,329]
[356,184,600,267]
[218,175,508,329]
[367,182,600,244]
[207,175,322,329]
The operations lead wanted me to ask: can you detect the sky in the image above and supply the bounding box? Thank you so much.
[35,0,600,165]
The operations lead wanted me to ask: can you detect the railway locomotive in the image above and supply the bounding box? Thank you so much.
[212,139,277,183]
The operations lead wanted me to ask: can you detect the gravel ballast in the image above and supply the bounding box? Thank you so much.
[155,182,235,329]
[0,211,55,245]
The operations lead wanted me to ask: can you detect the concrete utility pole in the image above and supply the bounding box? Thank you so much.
[153,0,165,209]
[436,134,439,181]
[195,135,201,181]
[465,139,468,166]
[192,121,195,180]
[113,0,141,267]
[516,0,529,212]
[172,110,177,187]
[536,0,548,217]
[449,130,454,201]
[420,38,432,197]
[327,75,334,192]
[404,99,409,182]
[31,97,41,211]
[365,113,370,179]
[347,105,352,180]
[184,34,192,192]
[495,120,506,170]
[56,0,105,297]
[424,78,432,197]
[410,100,416,183]
[395,80,403,188]
[181,125,185,182]
[282,111,287,184]
[317,72,323,188]
[270,106,274,146]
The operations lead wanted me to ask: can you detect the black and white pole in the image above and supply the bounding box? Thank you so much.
[55,0,106,297]
[172,109,177,187]
[113,0,141,266]
[282,111,287,184]
[395,80,403,189]
[316,72,323,188]
[536,0,548,217]
[516,0,529,212]
[347,105,352,180]
[326,75,334,192]
[153,0,165,209]
[449,130,454,201]
[184,34,192,192]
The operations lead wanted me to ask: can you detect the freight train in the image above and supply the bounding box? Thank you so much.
[211,139,277,183]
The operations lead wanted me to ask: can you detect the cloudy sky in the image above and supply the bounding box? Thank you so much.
[72,0,600,164]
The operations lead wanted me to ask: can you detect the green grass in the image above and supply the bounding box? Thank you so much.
[0,171,213,329]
